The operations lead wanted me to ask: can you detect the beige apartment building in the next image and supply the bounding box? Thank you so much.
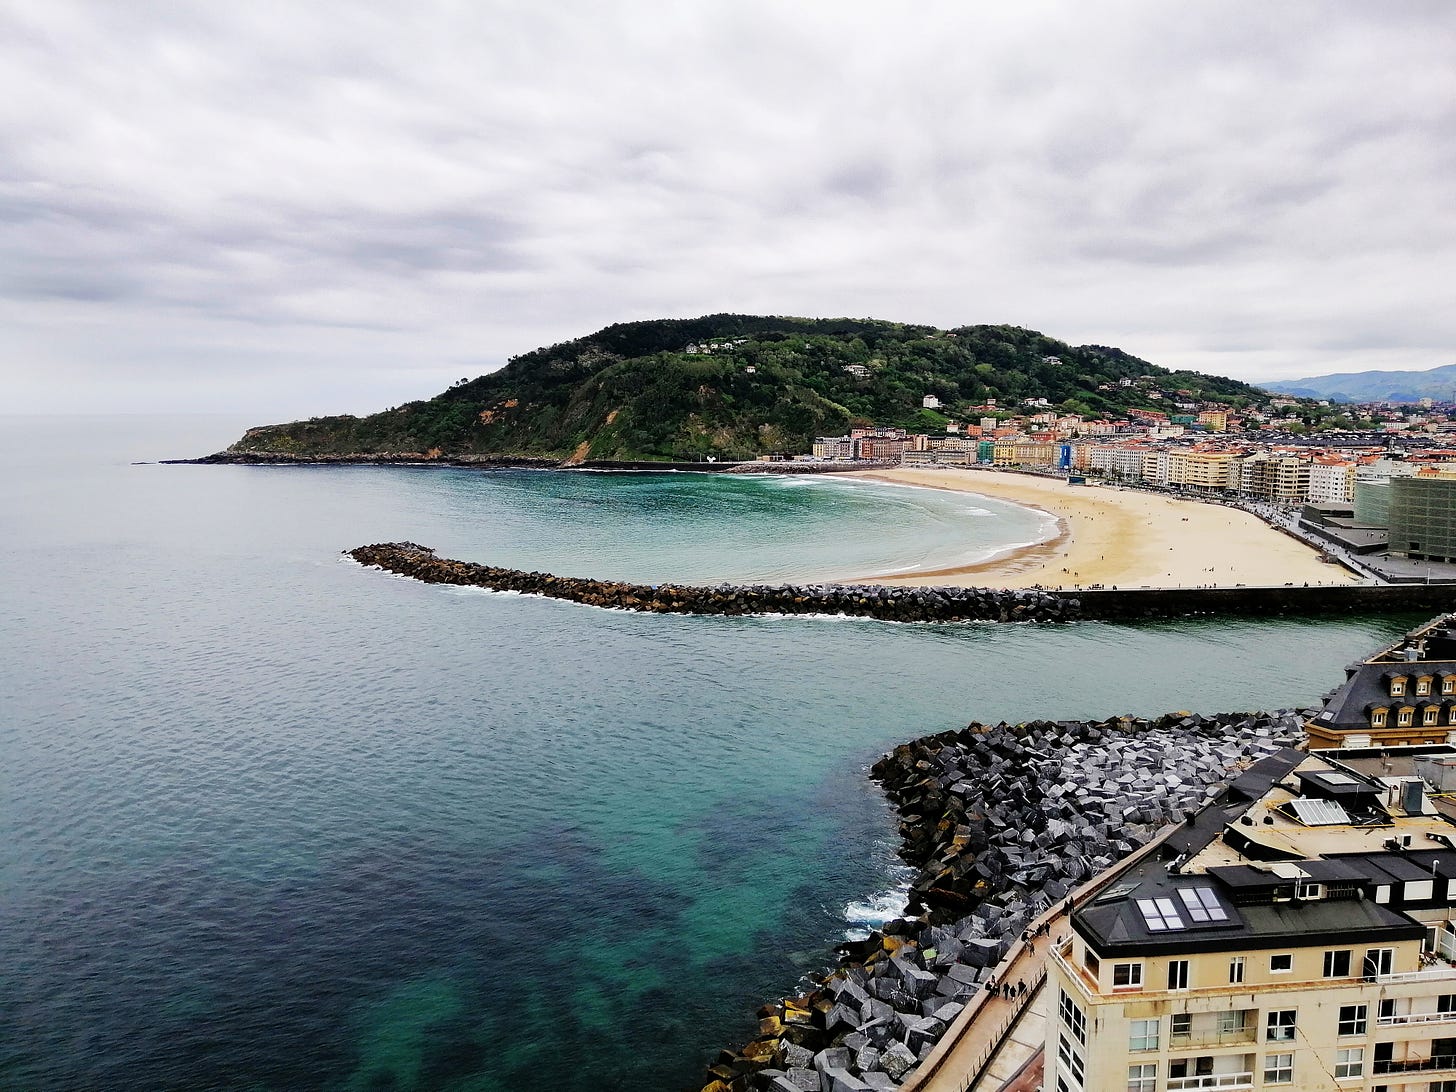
[1241,453,1312,504]
[1046,745,1456,1092]
[1168,450,1241,493]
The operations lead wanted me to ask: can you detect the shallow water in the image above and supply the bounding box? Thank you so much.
[0,416,1419,1090]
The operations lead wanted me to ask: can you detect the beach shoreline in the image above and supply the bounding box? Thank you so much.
[844,466,1358,590]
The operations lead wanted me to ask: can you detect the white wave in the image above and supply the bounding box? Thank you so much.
[843,874,914,941]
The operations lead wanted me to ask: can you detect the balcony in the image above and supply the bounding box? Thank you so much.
[1375,965,1456,985]
[1374,1053,1456,1076]
[1167,1072,1254,1090]
[1378,1010,1456,1027]
[1170,1026,1258,1048]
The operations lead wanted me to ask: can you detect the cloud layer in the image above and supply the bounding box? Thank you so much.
[3,1,1454,414]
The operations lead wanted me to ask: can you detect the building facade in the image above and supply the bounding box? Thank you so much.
[1046,747,1456,1092]
[1389,477,1456,562]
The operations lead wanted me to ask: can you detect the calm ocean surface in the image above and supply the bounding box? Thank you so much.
[0,416,1419,1091]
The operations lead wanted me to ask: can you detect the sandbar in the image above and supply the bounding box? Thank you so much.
[845,466,1358,590]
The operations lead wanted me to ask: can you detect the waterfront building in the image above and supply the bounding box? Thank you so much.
[1390,476,1456,562]
[1168,450,1241,493]
[1088,444,1149,481]
[1308,457,1358,505]
[1240,453,1312,504]
[993,440,1057,467]
[1307,615,1456,748]
[1046,745,1456,1092]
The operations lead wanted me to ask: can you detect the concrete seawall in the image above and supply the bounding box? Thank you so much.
[346,543,1456,623]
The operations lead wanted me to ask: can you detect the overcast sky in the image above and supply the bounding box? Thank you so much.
[3,1,1454,417]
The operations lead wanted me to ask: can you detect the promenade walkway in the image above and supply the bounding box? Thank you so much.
[899,822,1180,1092]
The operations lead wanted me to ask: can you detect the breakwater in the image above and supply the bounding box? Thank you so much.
[346,543,1456,623]
[700,710,1304,1092]
[346,543,1080,622]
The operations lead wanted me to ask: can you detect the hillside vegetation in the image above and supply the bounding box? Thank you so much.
[228,314,1268,461]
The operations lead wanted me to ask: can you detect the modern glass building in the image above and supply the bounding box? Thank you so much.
[1389,476,1456,561]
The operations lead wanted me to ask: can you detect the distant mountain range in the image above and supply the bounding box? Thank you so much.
[221,314,1270,463]
[1261,363,1456,404]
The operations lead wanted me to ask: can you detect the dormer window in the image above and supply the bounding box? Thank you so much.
[1447,706,1456,726]
[1398,707,1415,727]
[1426,706,1441,726]
[1392,676,1408,696]
[1443,677,1454,695]
[1418,677,1434,696]
[1372,708,1388,728]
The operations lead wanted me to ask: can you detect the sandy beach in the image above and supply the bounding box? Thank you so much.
[846,466,1358,590]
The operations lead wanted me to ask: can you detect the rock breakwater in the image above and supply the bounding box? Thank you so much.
[699,709,1304,1092]
[345,543,1078,623]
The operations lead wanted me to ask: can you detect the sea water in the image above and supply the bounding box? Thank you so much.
[0,416,1418,1090]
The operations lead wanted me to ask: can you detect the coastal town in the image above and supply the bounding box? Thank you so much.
[784,389,1456,582]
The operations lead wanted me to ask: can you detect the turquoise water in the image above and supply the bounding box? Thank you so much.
[0,416,1420,1091]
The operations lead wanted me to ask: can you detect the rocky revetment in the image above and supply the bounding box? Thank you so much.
[698,709,1305,1092]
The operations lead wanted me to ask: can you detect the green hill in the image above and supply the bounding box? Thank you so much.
[225,314,1269,462]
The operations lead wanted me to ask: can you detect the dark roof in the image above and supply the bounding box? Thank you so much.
[1314,615,1456,735]
[1076,869,1423,956]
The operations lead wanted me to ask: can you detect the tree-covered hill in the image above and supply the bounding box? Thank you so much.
[225,314,1271,462]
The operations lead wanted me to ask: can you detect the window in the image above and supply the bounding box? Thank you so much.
[1137,897,1184,931]
[1445,677,1455,695]
[1335,1046,1364,1079]
[1440,994,1456,1014]
[1372,709,1388,728]
[1338,1004,1368,1036]
[1167,959,1190,991]
[1084,948,1100,977]
[1057,1032,1085,1088]
[1399,707,1414,726]
[1419,677,1433,696]
[1364,948,1394,977]
[1128,1018,1159,1052]
[1059,990,1087,1043]
[1229,955,1245,984]
[1218,1009,1250,1035]
[1324,949,1352,977]
[1428,706,1441,726]
[1263,1052,1294,1084]
[1171,1013,1192,1039]
[1270,953,1293,974]
[1267,1009,1297,1042]
[1378,998,1397,1021]
[1112,962,1143,990]
[1127,1063,1156,1092]
[1392,677,1407,696]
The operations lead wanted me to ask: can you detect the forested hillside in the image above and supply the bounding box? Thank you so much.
[226,314,1268,461]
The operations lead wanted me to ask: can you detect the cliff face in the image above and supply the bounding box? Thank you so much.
[224,314,1269,462]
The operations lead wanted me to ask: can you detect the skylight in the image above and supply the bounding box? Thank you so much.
[1177,886,1229,923]
[1136,897,1185,931]
[1321,773,1358,786]
[1288,797,1351,826]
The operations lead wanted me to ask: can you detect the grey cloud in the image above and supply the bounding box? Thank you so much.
[1,0,1454,413]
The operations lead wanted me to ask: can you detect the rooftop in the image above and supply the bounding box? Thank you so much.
[1071,749,1455,957]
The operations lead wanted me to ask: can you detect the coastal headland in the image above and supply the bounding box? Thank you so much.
[847,466,1352,590]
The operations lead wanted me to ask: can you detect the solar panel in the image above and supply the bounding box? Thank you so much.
[1177,886,1230,923]
[1322,773,1358,785]
[1289,797,1350,826]
[1137,897,1185,931]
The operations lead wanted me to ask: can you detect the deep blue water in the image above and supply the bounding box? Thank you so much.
[0,416,1419,1091]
